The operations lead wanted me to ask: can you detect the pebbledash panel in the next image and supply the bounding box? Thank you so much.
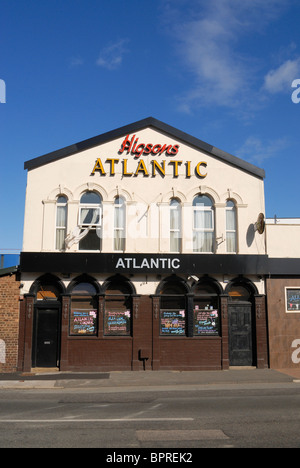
[18,118,269,372]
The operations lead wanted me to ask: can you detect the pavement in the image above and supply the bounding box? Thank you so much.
[0,367,300,391]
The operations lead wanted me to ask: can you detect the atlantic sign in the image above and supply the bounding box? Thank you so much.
[91,134,207,178]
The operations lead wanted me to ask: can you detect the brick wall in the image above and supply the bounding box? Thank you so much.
[0,271,20,373]
[266,277,300,369]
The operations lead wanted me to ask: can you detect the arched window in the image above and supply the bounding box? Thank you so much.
[170,198,182,253]
[193,280,220,336]
[228,284,251,302]
[193,195,214,253]
[159,278,187,336]
[226,200,237,253]
[79,191,102,251]
[70,280,98,336]
[104,277,132,336]
[56,195,68,250]
[114,196,126,251]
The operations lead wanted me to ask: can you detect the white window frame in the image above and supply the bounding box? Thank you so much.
[55,195,68,251]
[170,198,182,253]
[78,205,102,227]
[193,195,215,253]
[226,200,237,253]
[114,196,126,252]
[78,192,102,252]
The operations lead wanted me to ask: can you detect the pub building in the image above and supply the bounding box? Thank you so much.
[15,117,300,372]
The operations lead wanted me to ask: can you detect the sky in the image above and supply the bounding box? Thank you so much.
[1,0,300,252]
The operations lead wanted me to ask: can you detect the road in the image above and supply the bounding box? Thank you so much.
[0,383,299,450]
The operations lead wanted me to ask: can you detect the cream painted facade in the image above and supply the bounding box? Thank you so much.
[23,126,266,256]
[266,218,300,258]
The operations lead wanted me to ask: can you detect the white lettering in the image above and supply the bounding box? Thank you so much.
[291,339,300,364]
[0,340,5,364]
[106,452,140,465]
[115,257,181,270]
[141,258,150,268]
[0,79,6,104]
[115,258,125,269]
[291,79,300,104]
[150,258,159,268]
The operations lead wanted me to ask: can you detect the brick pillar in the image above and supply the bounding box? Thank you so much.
[255,294,269,369]
[220,294,229,370]
[98,294,105,337]
[131,295,141,370]
[23,294,35,372]
[151,295,160,370]
[60,294,70,371]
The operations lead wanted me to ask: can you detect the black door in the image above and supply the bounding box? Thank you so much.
[32,308,60,368]
[228,302,254,366]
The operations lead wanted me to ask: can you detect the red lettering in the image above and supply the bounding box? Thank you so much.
[143,143,153,154]
[118,135,180,156]
[131,138,139,153]
[119,134,130,153]
[167,144,180,155]
[119,134,136,154]
[152,144,162,154]
[133,143,145,158]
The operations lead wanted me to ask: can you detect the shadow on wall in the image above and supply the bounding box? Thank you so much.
[247,224,255,247]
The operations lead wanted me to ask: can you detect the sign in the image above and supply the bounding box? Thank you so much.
[91,158,207,178]
[193,309,219,335]
[285,288,300,312]
[116,256,180,271]
[91,133,207,178]
[70,309,97,335]
[119,134,180,157]
[104,310,131,336]
[160,310,185,336]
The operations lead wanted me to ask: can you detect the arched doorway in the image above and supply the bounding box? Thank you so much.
[226,278,258,366]
[30,274,65,368]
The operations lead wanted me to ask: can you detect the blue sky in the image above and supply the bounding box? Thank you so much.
[1,0,300,252]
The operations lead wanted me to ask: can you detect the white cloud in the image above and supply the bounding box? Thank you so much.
[96,39,129,70]
[263,58,300,94]
[69,57,84,67]
[236,136,288,164]
[162,0,293,111]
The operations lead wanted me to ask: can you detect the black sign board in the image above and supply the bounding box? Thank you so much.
[193,308,219,335]
[70,309,97,335]
[160,310,185,336]
[104,310,131,335]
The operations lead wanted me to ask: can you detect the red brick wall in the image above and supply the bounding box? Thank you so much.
[0,272,20,373]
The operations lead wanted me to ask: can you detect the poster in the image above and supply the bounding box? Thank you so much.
[70,309,97,335]
[104,310,131,335]
[286,288,300,312]
[193,309,219,335]
[160,310,185,336]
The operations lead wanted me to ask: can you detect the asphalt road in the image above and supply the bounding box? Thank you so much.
[0,383,299,450]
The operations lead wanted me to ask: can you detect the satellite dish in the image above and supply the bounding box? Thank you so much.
[254,213,265,234]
